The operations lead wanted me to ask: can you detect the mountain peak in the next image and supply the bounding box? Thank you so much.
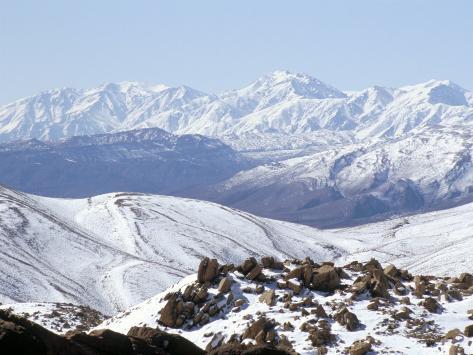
[400,79,468,106]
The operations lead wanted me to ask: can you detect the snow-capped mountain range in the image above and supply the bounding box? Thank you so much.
[1,70,473,226]
[1,71,471,146]
[1,184,472,315]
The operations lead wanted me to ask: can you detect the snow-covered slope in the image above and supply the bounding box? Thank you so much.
[1,185,473,315]
[0,71,471,146]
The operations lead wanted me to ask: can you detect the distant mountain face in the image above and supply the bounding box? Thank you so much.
[199,126,473,227]
[0,128,250,197]
[1,71,471,145]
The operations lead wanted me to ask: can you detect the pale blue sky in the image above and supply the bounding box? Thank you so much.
[1,0,472,104]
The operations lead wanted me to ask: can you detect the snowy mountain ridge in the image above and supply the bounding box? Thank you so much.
[1,71,471,144]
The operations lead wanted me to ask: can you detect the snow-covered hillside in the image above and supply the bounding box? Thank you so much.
[1,185,472,315]
[0,71,471,146]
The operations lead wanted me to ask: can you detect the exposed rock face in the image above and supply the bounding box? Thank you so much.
[0,309,205,355]
[198,257,220,283]
[127,326,205,355]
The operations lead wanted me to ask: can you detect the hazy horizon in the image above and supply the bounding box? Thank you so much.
[1,0,472,105]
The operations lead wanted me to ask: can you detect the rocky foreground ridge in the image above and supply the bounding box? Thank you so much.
[99,256,473,354]
[2,256,473,354]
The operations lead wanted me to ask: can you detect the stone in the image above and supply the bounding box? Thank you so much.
[258,289,276,306]
[465,324,473,337]
[242,317,275,340]
[197,257,219,284]
[218,276,233,294]
[445,328,462,340]
[370,269,390,299]
[234,299,246,307]
[205,332,225,351]
[334,307,360,331]
[348,340,371,355]
[261,256,274,268]
[364,258,383,272]
[246,264,263,280]
[313,304,328,318]
[158,293,178,327]
[384,264,400,278]
[311,265,341,292]
[422,297,442,313]
[287,279,303,294]
[284,266,304,281]
[240,257,257,275]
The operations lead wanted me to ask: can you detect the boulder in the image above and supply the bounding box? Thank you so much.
[384,264,400,278]
[348,340,371,355]
[197,257,219,283]
[218,276,233,294]
[465,324,473,337]
[422,297,442,313]
[246,265,263,280]
[334,307,360,331]
[259,289,276,306]
[159,293,178,327]
[240,257,258,275]
[261,256,274,268]
[311,265,341,292]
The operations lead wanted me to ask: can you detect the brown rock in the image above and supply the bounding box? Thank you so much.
[422,297,442,313]
[240,257,257,275]
[287,279,303,294]
[445,328,462,340]
[313,304,328,318]
[197,257,219,284]
[242,317,275,340]
[303,265,313,286]
[311,265,341,292]
[364,258,383,272]
[465,324,473,337]
[158,293,178,327]
[284,266,304,281]
[384,264,400,278]
[334,307,360,331]
[218,276,233,294]
[246,264,263,280]
[259,289,276,306]
[370,269,390,298]
[348,340,371,355]
[261,256,274,268]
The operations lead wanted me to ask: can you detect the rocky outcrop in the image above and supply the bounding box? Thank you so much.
[0,309,205,355]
